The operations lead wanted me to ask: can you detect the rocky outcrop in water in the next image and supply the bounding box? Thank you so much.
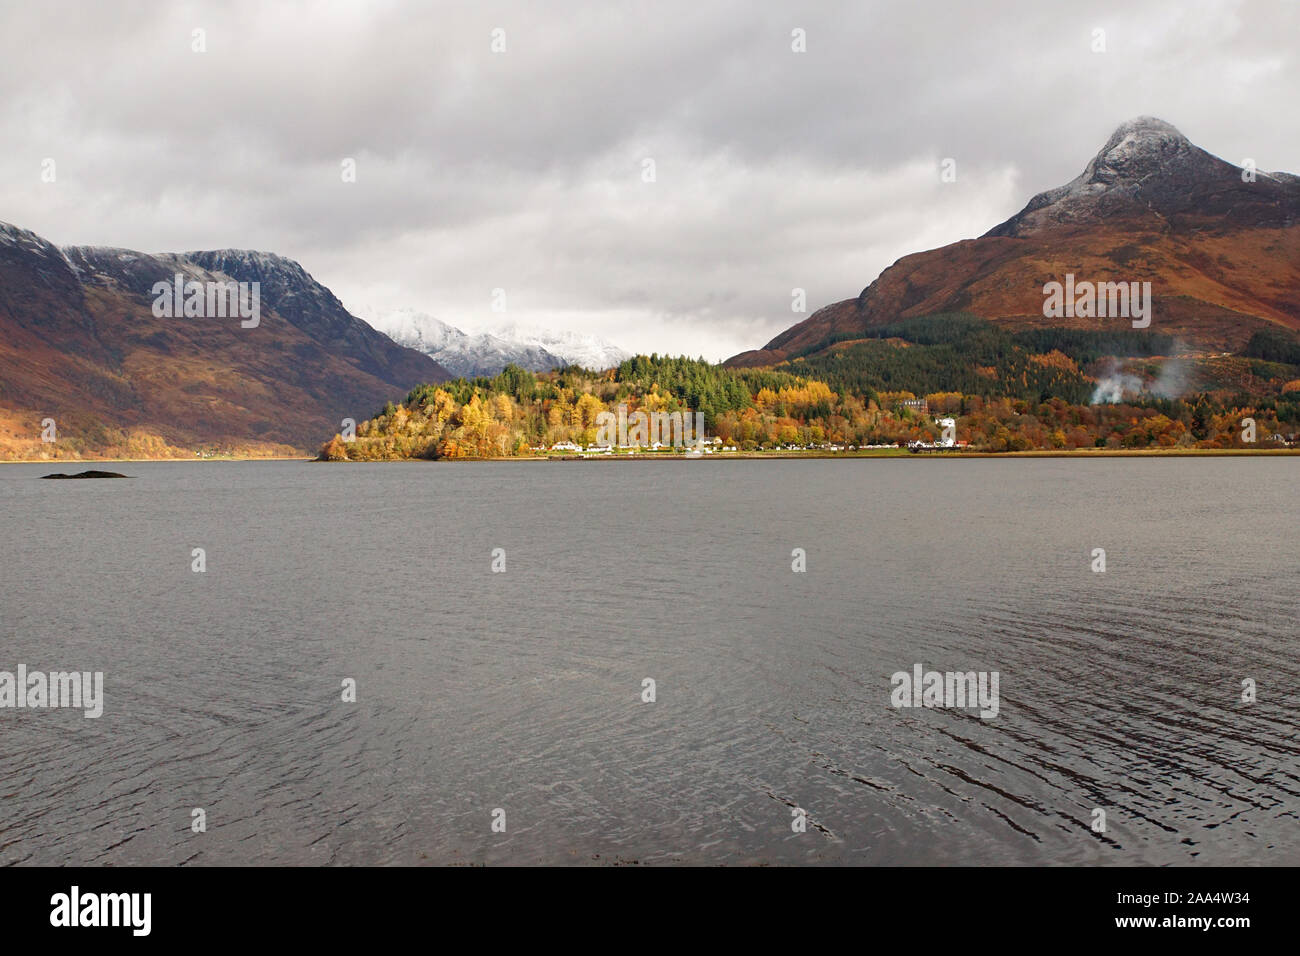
[40,470,129,479]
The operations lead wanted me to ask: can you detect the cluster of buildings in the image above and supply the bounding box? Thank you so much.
[543,437,738,456]
[907,418,968,451]
[541,414,974,454]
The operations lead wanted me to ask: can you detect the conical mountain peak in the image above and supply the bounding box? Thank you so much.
[1086,115,1193,181]
[1100,116,1189,150]
[982,117,1259,237]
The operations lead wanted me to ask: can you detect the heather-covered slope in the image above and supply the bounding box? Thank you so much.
[727,118,1300,368]
[0,222,450,458]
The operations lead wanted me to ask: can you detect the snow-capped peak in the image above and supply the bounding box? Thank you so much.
[1082,116,1192,184]
[361,309,631,379]
[365,308,466,353]
[482,321,632,371]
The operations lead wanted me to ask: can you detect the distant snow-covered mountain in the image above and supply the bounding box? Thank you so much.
[486,321,634,373]
[364,309,631,378]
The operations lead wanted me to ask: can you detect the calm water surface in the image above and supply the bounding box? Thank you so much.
[1,458,1296,865]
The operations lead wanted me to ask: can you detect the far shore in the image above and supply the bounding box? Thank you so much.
[465,447,1300,460]
[4,447,1298,465]
[0,455,312,465]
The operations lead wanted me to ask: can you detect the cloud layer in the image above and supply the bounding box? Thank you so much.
[1,0,1295,359]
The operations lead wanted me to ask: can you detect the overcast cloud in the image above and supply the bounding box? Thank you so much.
[1,0,1295,360]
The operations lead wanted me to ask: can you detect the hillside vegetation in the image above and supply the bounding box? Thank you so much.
[320,317,1300,459]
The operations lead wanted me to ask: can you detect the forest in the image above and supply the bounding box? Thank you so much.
[319,316,1300,460]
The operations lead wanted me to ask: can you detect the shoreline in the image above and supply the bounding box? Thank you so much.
[0,456,313,465]
[509,447,1300,460]
[4,447,1299,465]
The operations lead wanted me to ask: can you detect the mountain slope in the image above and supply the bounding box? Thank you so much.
[726,117,1300,368]
[0,222,450,457]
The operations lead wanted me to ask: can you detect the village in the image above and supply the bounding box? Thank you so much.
[538,416,970,456]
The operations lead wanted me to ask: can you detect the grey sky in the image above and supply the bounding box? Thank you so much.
[1,0,1295,360]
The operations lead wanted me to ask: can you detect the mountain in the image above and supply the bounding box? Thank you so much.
[366,309,631,377]
[726,117,1300,368]
[0,221,450,458]
[487,322,633,372]
[366,310,563,378]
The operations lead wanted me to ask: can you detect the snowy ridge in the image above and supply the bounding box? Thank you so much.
[0,219,81,275]
[364,308,631,378]
[487,321,632,372]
